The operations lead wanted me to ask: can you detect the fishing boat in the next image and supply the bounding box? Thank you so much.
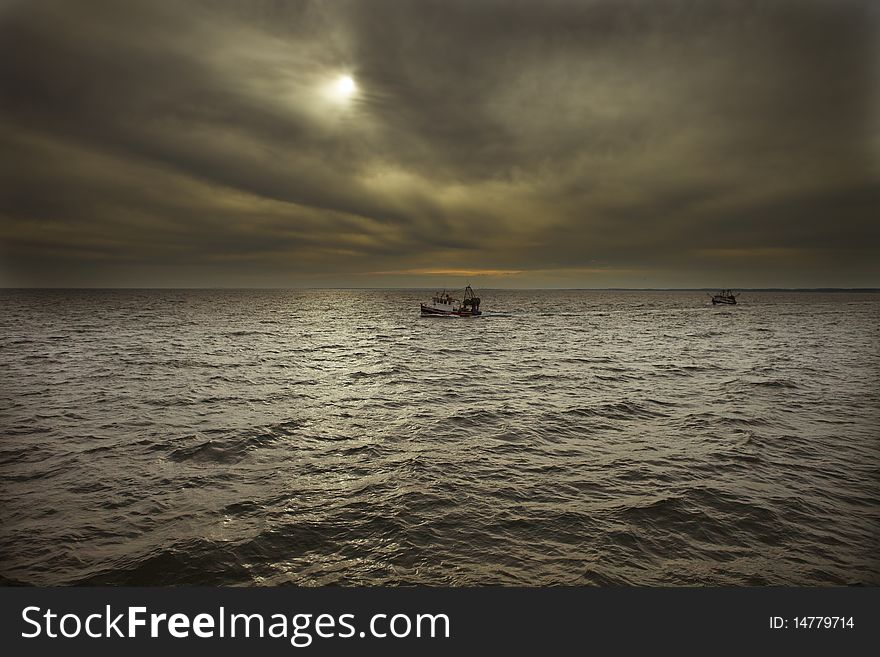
[420,285,482,316]
[710,289,738,305]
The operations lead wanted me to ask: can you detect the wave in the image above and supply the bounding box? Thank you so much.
[166,420,303,464]
[565,400,669,420]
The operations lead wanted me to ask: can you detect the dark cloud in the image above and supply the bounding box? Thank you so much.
[0,0,877,287]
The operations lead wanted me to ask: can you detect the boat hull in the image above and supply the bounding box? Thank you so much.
[711,298,737,305]
[420,304,481,317]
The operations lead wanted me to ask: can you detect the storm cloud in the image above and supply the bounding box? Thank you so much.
[1,0,878,287]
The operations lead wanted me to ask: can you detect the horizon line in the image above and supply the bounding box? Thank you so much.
[2,286,879,292]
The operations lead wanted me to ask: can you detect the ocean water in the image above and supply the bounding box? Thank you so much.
[1,289,878,586]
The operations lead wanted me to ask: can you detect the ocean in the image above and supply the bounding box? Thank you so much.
[1,289,878,586]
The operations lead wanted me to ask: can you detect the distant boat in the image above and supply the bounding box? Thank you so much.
[420,285,482,316]
[710,289,738,305]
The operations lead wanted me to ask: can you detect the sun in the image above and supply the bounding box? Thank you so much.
[333,75,356,98]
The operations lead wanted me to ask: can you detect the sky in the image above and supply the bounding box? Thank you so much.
[1,0,878,288]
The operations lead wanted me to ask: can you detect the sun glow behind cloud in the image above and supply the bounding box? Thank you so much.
[336,75,355,96]
[322,73,358,103]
